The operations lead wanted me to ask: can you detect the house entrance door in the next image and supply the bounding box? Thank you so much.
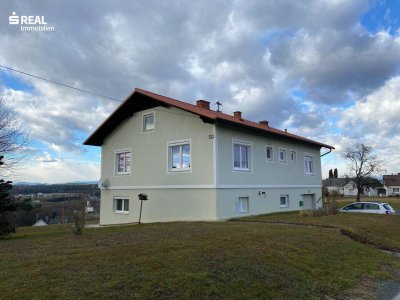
[303,194,316,210]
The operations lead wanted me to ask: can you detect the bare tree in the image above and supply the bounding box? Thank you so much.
[343,143,384,202]
[0,97,29,176]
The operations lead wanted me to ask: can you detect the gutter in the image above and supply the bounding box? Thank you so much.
[320,148,333,157]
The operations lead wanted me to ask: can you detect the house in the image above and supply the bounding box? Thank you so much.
[383,174,400,196]
[84,88,334,225]
[323,177,381,197]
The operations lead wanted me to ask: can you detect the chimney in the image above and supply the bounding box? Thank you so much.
[259,120,269,127]
[285,129,287,133]
[233,111,242,119]
[196,100,210,110]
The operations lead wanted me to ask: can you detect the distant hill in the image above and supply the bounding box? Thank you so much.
[11,183,100,196]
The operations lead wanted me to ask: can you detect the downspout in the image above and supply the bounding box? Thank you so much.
[320,148,332,157]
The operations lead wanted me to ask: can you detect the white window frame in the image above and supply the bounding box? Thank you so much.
[142,112,155,133]
[114,149,132,176]
[265,145,274,162]
[167,139,192,172]
[304,154,314,175]
[232,139,252,172]
[113,197,130,214]
[238,197,249,213]
[279,148,287,163]
[393,188,400,193]
[290,150,297,164]
[280,195,289,208]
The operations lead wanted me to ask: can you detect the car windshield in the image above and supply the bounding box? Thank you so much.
[383,204,394,211]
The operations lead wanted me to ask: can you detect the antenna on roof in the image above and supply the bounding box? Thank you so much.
[216,101,223,112]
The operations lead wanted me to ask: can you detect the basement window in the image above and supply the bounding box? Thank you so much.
[238,197,249,213]
[280,195,289,208]
[113,198,129,213]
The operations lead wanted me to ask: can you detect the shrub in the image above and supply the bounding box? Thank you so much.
[71,210,85,235]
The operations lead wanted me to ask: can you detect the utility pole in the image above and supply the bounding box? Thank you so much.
[62,202,65,224]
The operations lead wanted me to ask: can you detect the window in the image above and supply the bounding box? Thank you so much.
[393,188,399,193]
[115,150,131,175]
[266,146,273,161]
[304,155,314,175]
[364,203,379,210]
[168,141,191,171]
[290,150,296,163]
[280,195,289,207]
[233,141,251,171]
[113,198,129,213]
[143,112,155,132]
[238,197,249,213]
[279,148,287,163]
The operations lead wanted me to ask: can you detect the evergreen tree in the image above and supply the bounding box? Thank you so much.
[334,168,338,178]
[0,156,16,237]
[328,169,333,178]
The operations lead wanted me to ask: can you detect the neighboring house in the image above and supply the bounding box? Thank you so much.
[84,88,334,225]
[323,178,348,195]
[383,174,400,196]
[324,178,381,197]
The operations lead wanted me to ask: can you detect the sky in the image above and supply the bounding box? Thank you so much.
[0,0,399,183]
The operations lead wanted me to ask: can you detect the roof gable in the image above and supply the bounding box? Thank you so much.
[84,88,335,149]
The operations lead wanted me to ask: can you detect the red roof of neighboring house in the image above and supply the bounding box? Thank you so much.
[84,88,335,149]
[383,174,400,186]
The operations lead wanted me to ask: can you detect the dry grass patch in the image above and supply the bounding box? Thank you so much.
[0,222,399,299]
[233,211,400,252]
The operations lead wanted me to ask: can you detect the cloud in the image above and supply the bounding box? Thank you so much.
[35,152,57,163]
[19,159,100,184]
[0,0,399,182]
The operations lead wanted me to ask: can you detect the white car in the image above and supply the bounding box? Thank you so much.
[340,202,396,215]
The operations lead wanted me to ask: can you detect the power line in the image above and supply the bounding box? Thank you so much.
[0,64,122,102]
[0,64,203,120]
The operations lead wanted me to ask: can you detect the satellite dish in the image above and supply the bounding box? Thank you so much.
[98,178,109,189]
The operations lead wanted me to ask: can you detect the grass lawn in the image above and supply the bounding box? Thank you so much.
[233,211,400,252]
[1,221,399,299]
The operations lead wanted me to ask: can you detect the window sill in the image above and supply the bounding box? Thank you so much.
[233,168,251,172]
[238,210,249,213]
[265,159,274,163]
[304,173,315,176]
[113,211,129,215]
[169,168,191,173]
[115,172,131,176]
[280,205,289,208]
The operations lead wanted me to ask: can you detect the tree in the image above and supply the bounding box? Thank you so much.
[0,97,29,176]
[333,168,338,178]
[0,156,17,237]
[328,169,333,178]
[343,143,384,202]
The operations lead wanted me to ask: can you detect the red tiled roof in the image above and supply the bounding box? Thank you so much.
[84,88,335,149]
[383,174,400,186]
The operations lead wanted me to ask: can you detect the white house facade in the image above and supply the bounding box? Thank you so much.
[383,174,400,196]
[84,89,334,225]
[324,178,381,197]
